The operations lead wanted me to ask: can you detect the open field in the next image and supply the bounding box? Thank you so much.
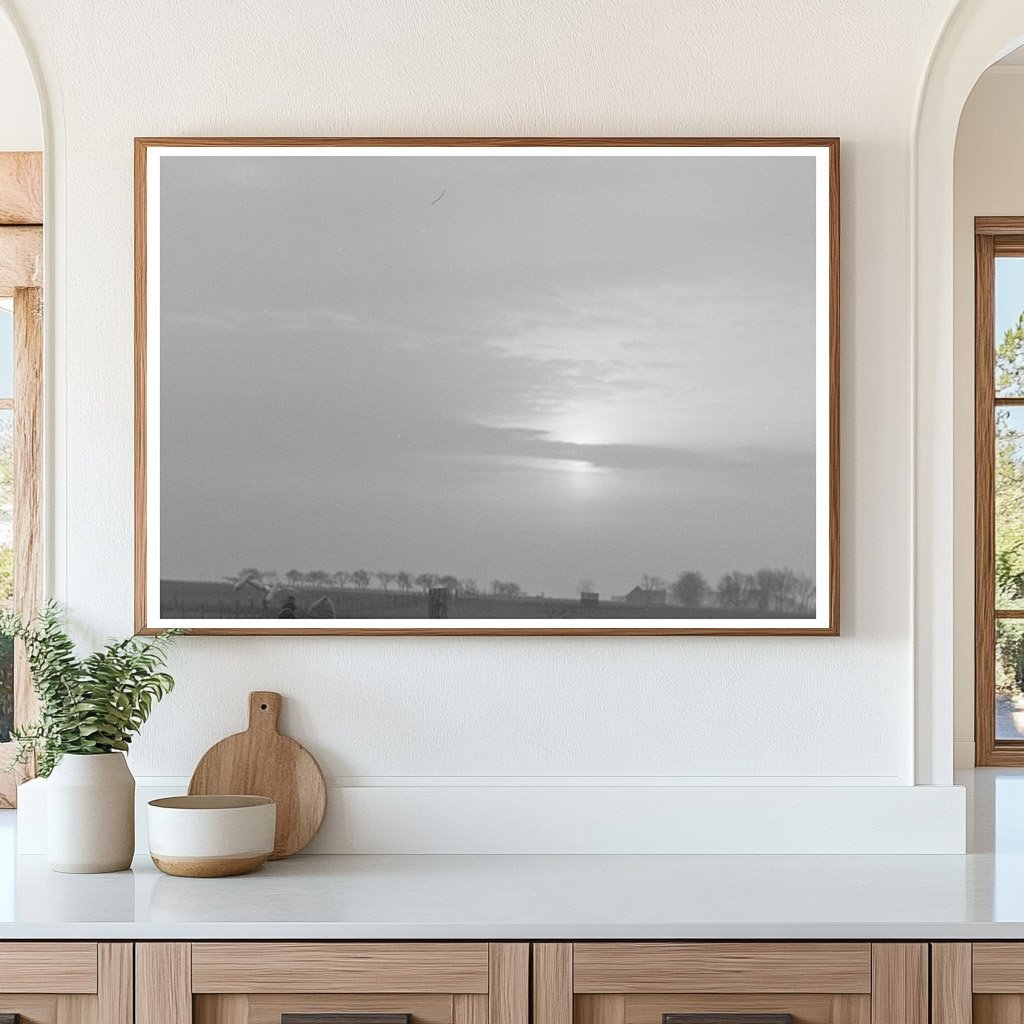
[160,580,810,621]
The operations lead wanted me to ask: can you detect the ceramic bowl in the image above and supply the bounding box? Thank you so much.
[147,795,276,878]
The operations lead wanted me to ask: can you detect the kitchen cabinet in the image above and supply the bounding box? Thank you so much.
[932,943,1024,1024]
[0,942,131,1023]
[533,944,927,1024]
[0,939,944,1024]
[136,942,528,1024]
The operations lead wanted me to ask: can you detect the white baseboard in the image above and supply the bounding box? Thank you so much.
[17,778,967,856]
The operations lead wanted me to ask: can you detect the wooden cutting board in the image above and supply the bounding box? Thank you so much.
[188,691,327,859]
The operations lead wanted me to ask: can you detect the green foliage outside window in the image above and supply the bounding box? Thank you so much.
[0,416,11,741]
[996,311,1024,694]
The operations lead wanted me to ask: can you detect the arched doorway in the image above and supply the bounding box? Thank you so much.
[0,6,43,808]
[913,0,1024,784]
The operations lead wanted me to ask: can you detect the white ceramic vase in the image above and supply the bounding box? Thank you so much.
[46,752,135,873]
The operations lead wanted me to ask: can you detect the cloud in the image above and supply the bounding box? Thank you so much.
[436,421,770,472]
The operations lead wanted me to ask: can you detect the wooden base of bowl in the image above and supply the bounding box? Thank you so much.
[151,853,269,878]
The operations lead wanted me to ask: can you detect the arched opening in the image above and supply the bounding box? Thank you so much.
[954,46,1024,769]
[0,3,43,884]
[913,0,1024,785]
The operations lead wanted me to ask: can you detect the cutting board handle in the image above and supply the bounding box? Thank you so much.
[248,691,282,734]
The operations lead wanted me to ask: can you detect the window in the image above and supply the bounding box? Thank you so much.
[0,288,42,806]
[0,303,13,745]
[975,219,1024,764]
[0,150,43,806]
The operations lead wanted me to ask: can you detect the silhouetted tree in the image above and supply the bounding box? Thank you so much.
[395,571,413,592]
[775,568,800,611]
[415,573,438,593]
[792,573,815,611]
[753,568,800,611]
[717,572,749,608]
[351,569,371,589]
[714,568,813,612]
[754,568,777,610]
[671,571,706,607]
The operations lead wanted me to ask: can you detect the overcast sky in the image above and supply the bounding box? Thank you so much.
[159,151,818,598]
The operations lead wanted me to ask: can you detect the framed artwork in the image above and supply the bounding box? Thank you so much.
[135,137,839,635]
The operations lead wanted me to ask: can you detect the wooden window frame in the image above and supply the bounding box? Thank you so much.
[975,217,1024,765]
[0,151,43,807]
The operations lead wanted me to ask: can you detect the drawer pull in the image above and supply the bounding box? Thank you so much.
[283,1016,412,1024]
[664,1016,794,1024]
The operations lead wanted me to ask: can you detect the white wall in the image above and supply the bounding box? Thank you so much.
[0,9,39,152]
[953,67,1024,767]
[1,0,972,851]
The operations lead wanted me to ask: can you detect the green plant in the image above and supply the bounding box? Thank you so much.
[1,602,180,777]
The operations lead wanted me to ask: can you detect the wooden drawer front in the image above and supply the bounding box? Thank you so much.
[572,944,873,995]
[0,942,98,993]
[141,943,527,1024]
[536,944,924,1024]
[191,943,491,994]
[195,991,480,1024]
[974,944,1024,992]
[0,943,130,1024]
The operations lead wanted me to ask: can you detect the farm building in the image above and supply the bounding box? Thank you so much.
[624,587,667,607]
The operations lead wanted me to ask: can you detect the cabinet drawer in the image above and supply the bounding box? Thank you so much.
[139,942,528,1024]
[191,943,490,993]
[0,942,130,1024]
[973,943,1024,992]
[572,944,872,994]
[0,942,98,993]
[535,944,925,1024]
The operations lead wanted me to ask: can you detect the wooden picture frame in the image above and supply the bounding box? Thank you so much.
[135,137,839,636]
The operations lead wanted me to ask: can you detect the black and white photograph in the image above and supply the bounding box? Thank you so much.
[136,139,838,634]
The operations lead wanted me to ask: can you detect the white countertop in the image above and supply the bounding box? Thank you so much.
[2,846,1024,940]
[1,770,1022,941]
